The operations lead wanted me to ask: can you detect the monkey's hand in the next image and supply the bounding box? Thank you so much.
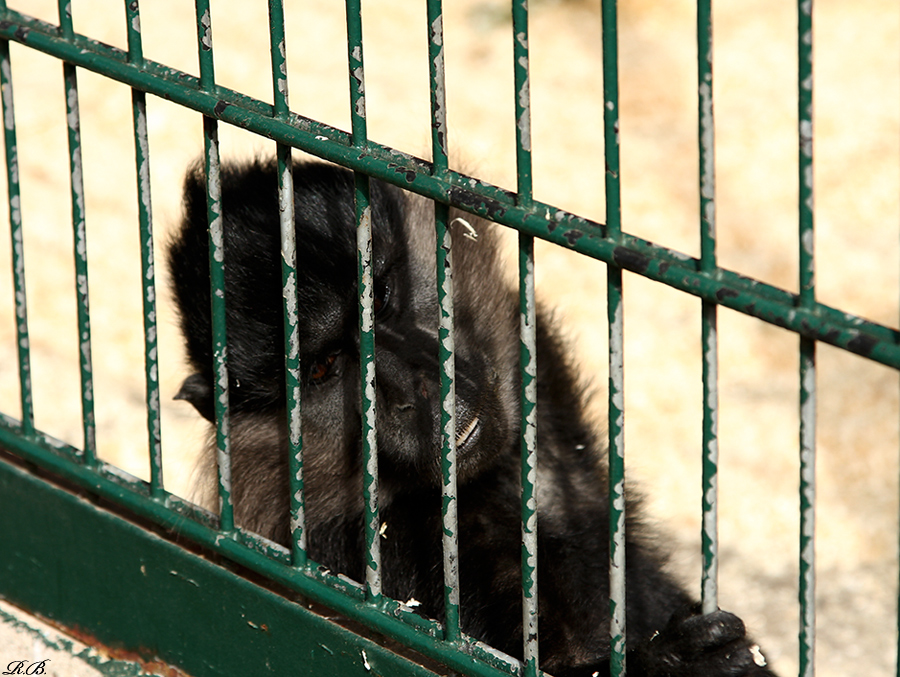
[630,605,778,677]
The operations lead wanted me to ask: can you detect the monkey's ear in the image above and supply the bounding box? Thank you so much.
[174,372,215,423]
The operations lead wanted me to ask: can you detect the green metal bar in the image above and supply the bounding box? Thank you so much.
[355,171,382,605]
[267,0,305,567]
[345,0,367,148]
[345,0,381,606]
[700,300,718,614]
[195,0,215,91]
[697,0,718,616]
[203,114,233,534]
[427,0,461,642]
[607,266,626,677]
[512,0,532,203]
[59,1,97,465]
[799,337,816,677]
[435,200,460,643]
[2,11,900,371]
[798,1,816,675]
[268,0,289,119]
[602,0,626,673]
[193,0,233,533]
[125,0,163,497]
[427,0,448,175]
[0,38,33,435]
[512,2,538,672]
[518,233,539,677]
[601,0,622,242]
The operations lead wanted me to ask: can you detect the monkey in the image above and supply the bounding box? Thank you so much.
[168,157,778,677]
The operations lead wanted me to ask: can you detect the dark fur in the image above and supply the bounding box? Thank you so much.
[168,158,777,677]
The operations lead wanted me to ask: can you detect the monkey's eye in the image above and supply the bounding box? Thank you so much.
[373,281,391,316]
[309,352,340,384]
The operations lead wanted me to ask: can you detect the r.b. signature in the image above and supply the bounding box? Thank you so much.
[3,661,50,675]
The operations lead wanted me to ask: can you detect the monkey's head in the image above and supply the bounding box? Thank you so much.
[169,159,520,522]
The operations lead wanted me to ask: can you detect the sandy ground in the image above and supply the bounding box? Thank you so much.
[0,1,898,675]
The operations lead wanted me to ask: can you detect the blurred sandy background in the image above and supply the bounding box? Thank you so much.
[0,0,898,675]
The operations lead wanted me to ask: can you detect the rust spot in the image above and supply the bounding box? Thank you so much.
[563,230,583,246]
[822,329,841,343]
[715,288,739,301]
[613,246,649,274]
[448,187,506,220]
[214,100,229,116]
[847,333,878,356]
[57,624,191,677]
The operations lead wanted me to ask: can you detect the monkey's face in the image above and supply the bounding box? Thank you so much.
[170,160,519,519]
[290,189,517,493]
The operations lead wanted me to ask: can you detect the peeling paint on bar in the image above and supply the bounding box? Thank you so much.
[1,40,33,434]
[799,341,816,677]
[701,304,719,615]
[518,233,539,677]
[354,172,381,603]
[194,1,215,91]
[797,0,816,672]
[276,146,306,560]
[61,47,99,465]
[516,59,531,153]
[199,9,212,50]
[698,83,714,202]
[128,72,164,494]
[512,0,532,203]
[601,0,626,670]
[202,114,233,531]
[428,4,448,170]
[345,1,368,150]
[608,271,626,677]
[697,0,719,617]
[435,200,460,641]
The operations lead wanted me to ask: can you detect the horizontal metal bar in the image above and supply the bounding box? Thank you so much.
[2,9,898,372]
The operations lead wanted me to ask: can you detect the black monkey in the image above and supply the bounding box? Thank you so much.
[168,158,777,677]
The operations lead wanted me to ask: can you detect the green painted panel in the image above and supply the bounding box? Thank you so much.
[0,455,445,677]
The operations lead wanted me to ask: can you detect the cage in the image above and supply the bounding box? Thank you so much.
[0,1,898,676]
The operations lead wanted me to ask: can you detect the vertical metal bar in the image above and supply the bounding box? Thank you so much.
[427,0,460,642]
[607,268,626,677]
[345,0,381,604]
[194,0,233,532]
[601,0,626,674]
[512,0,532,203]
[0,40,34,435]
[345,0,367,148]
[798,1,816,675]
[267,0,305,567]
[60,0,97,466]
[356,172,380,604]
[125,0,163,497]
[518,234,539,677]
[697,0,719,616]
[204,114,233,533]
[512,3,538,673]
[427,0,449,176]
[195,0,215,93]
[435,201,460,642]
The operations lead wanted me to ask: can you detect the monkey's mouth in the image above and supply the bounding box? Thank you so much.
[455,414,481,451]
